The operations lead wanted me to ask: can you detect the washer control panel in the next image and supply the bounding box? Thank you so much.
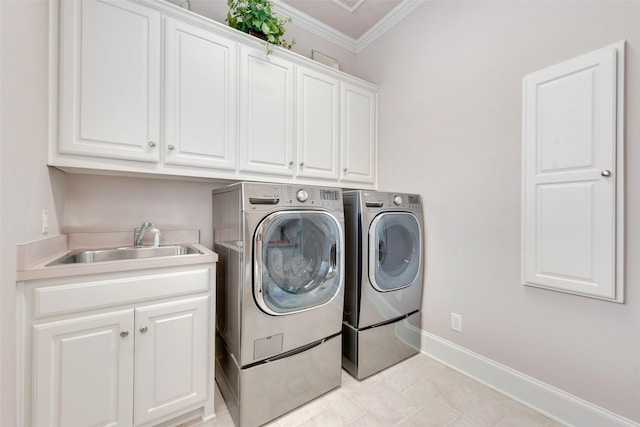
[296,189,309,202]
[242,183,343,212]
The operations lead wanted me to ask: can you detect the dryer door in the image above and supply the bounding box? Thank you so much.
[369,212,422,291]
[254,211,343,315]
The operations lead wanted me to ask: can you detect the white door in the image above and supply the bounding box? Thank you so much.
[239,47,295,176]
[163,17,238,170]
[134,296,210,425]
[33,310,134,427]
[59,0,161,162]
[341,83,377,185]
[296,66,340,180]
[522,41,625,301]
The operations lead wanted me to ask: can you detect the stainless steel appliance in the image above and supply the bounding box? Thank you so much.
[212,182,345,427]
[342,190,424,380]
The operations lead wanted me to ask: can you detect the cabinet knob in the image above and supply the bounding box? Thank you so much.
[139,326,148,333]
[148,141,156,148]
[601,170,612,177]
[167,145,174,151]
[343,168,348,173]
[120,330,129,337]
[288,161,294,166]
[300,162,304,167]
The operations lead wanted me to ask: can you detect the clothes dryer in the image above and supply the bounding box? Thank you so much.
[213,182,345,427]
[342,190,424,380]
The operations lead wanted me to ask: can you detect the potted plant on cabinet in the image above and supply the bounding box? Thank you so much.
[226,0,295,54]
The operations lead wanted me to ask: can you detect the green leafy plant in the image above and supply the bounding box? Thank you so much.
[226,0,295,54]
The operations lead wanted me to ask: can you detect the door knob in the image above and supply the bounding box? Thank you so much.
[148,141,156,148]
[601,170,612,177]
[120,330,129,337]
[139,326,148,333]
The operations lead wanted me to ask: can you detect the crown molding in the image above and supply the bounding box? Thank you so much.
[273,0,358,51]
[273,0,425,54]
[356,0,426,53]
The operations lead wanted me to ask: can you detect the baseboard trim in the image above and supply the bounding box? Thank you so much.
[420,330,639,427]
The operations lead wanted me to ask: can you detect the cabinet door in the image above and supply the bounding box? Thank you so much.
[33,310,134,427]
[522,41,624,301]
[134,296,210,425]
[296,67,340,180]
[239,47,295,177]
[341,83,377,185]
[164,17,238,170]
[59,0,161,162]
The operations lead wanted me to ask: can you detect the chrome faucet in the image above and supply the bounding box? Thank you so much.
[134,221,161,247]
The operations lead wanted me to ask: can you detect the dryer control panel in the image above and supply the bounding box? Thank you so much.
[283,186,342,210]
[361,191,421,212]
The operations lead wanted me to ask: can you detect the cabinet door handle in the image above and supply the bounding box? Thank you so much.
[148,141,156,148]
[300,162,304,167]
[139,326,148,333]
[167,145,174,151]
[601,170,612,177]
[343,168,348,173]
[120,330,129,337]
[288,161,294,166]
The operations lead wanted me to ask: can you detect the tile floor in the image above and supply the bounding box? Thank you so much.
[189,354,563,427]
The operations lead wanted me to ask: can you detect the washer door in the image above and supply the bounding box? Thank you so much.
[254,211,343,315]
[369,212,422,291]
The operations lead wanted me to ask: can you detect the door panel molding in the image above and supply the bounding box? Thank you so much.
[521,40,624,302]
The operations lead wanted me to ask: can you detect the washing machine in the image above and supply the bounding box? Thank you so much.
[342,190,424,380]
[212,182,345,427]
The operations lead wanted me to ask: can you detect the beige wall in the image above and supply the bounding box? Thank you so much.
[356,1,640,422]
[63,174,228,249]
[1,1,64,424]
[2,0,639,425]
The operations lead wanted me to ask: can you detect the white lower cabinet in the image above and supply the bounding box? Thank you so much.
[33,310,135,427]
[19,264,215,427]
[134,297,209,425]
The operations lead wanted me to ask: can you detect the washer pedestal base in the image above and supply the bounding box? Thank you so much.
[215,333,341,427]
[342,311,421,380]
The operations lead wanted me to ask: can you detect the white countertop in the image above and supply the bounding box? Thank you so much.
[16,231,218,282]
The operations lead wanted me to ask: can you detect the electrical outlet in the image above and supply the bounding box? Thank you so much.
[451,312,462,332]
[42,210,49,234]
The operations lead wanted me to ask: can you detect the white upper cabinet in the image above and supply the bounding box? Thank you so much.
[163,17,238,170]
[52,0,378,187]
[522,41,625,302]
[238,46,295,177]
[341,83,377,185]
[59,0,161,162]
[296,66,340,181]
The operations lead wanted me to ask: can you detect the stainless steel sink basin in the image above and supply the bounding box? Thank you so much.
[46,244,203,266]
